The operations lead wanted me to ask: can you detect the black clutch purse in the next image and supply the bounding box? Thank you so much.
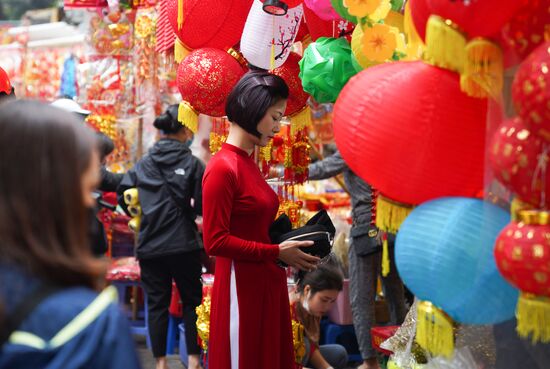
[269,209,336,264]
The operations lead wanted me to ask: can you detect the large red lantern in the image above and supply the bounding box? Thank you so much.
[177,48,247,131]
[502,0,550,62]
[167,0,253,50]
[489,117,549,209]
[64,0,107,7]
[333,61,487,205]
[410,0,525,41]
[494,210,550,343]
[512,42,550,137]
[271,52,309,116]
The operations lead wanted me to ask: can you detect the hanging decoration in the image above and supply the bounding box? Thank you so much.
[64,0,108,7]
[298,37,357,103]
[501,0,550,62]
[166,0,253,52]
[260,0,302,15]
[302,4,355,42]
[333,61,486,207]
[155,0,175,53]
[90,11,134,56]
[304,0,340,21]
[511,42,550,139]
[241,0,303,70]
[177,48,247,132]
[396,197,517,356]
[209,117,230,155]
[489,117,549,209]
[494,210,550,343]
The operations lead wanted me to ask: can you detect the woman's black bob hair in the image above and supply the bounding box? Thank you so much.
[225,71,289,138]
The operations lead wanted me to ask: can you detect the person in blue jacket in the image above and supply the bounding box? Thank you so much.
[0,100,142,369]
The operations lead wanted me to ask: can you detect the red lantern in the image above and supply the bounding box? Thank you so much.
[177,48,247,118]
[167,0,253,50]
[261,0,303,15]
[512,42,550,137]
[494,210,550,343]
[410,0,525,41]
[271,52,309,116]
[489,117,549,209]
[502,0,550,62]
[303,4,354,42]
[333,61,487,205]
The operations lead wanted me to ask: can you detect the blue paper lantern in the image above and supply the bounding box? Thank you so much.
[395,197,518,325]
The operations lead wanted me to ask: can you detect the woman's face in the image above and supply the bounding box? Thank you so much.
[303,286,339,317]
[81,149,101,208]
[252,99,287,147]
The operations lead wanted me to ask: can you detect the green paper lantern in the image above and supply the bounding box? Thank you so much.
[330,0,357,24]
[298,37,357,103]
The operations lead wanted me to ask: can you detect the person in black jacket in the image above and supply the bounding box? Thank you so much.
[118,104,205,369]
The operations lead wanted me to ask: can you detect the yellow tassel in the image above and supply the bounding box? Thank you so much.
[123,188,139,206]
[270,15,276,71]
[375,195,414,234]
[382,238,390,277]
[460,38,503,99]
[260,140,273,162]
[290,106,312,136]
[416,300,455,358]
[196,294,211,352]
[128,216,141,233]
[178,101,199,133]
[177,0,184,30]
[403,1,424,61]
[174,38,191,63]
[516,293,550,343]
[423,15,466,74]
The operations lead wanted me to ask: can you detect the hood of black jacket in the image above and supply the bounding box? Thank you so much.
[149,138,191,167]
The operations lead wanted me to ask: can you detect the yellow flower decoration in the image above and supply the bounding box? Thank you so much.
[361,23,397,62]
[343,0,383,18]
[369,0,391,22]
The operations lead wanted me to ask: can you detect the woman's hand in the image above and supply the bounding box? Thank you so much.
[278,240,320,271]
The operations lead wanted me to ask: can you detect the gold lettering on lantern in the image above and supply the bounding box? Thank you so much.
[497,240,505,251]
[534,272,548,284]
[533,244,545,258]
[512,246,523,260]
[514,231,523,239]
[539,129,550,142]
[507,127,516,137]
[519,154,528,168]
[527,230,535,239]
[501,170,511,182]
[503,144,513,157]
[501,260,510,270]
[517,129,530,140]
[531,34,542,44]
[523,80,534,94]
[538,76,546,89]
[512,165,519,175]
[542,64,549,74]
[493,142,500,155]
[507,229,514,237]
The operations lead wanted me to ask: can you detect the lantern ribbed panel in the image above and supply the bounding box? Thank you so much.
[155,0,175,53]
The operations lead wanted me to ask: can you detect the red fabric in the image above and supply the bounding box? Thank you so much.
[106,257,141,281]
[371,326,399,356]
[202,143,294,369]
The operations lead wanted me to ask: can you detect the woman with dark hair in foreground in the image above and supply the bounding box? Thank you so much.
[202,71,320,369]
[0,100,141,369]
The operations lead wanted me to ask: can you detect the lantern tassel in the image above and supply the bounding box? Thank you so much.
[177,0,184,30]
[516,293,550,343]
[290,106,312,136]
[196,294,211,352]
[416,300,455,358]
[460,38,503,99]
[403,1,424,60]
[375,195,414,234]
[381,237,390,277]
[178,101,199,134]
[423,15,466,74]
[175,38,191,63]
[510,197,533,222]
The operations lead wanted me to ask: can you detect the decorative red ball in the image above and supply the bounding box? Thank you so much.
[502,0,550,62]
[489,117,549,208]
[333,61,487,205]
[495,214,550,297]
[512,42,550,139]
[177,48,247,117]
[271,52,309,116]
[167,0,253,50]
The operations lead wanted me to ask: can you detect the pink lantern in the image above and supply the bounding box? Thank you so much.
[304,0,340,21]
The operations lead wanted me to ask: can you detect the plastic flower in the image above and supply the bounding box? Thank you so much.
[361,23,397,62]
[343,0,383,18]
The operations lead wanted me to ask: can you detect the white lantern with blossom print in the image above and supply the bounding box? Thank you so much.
[241,0,304,70]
